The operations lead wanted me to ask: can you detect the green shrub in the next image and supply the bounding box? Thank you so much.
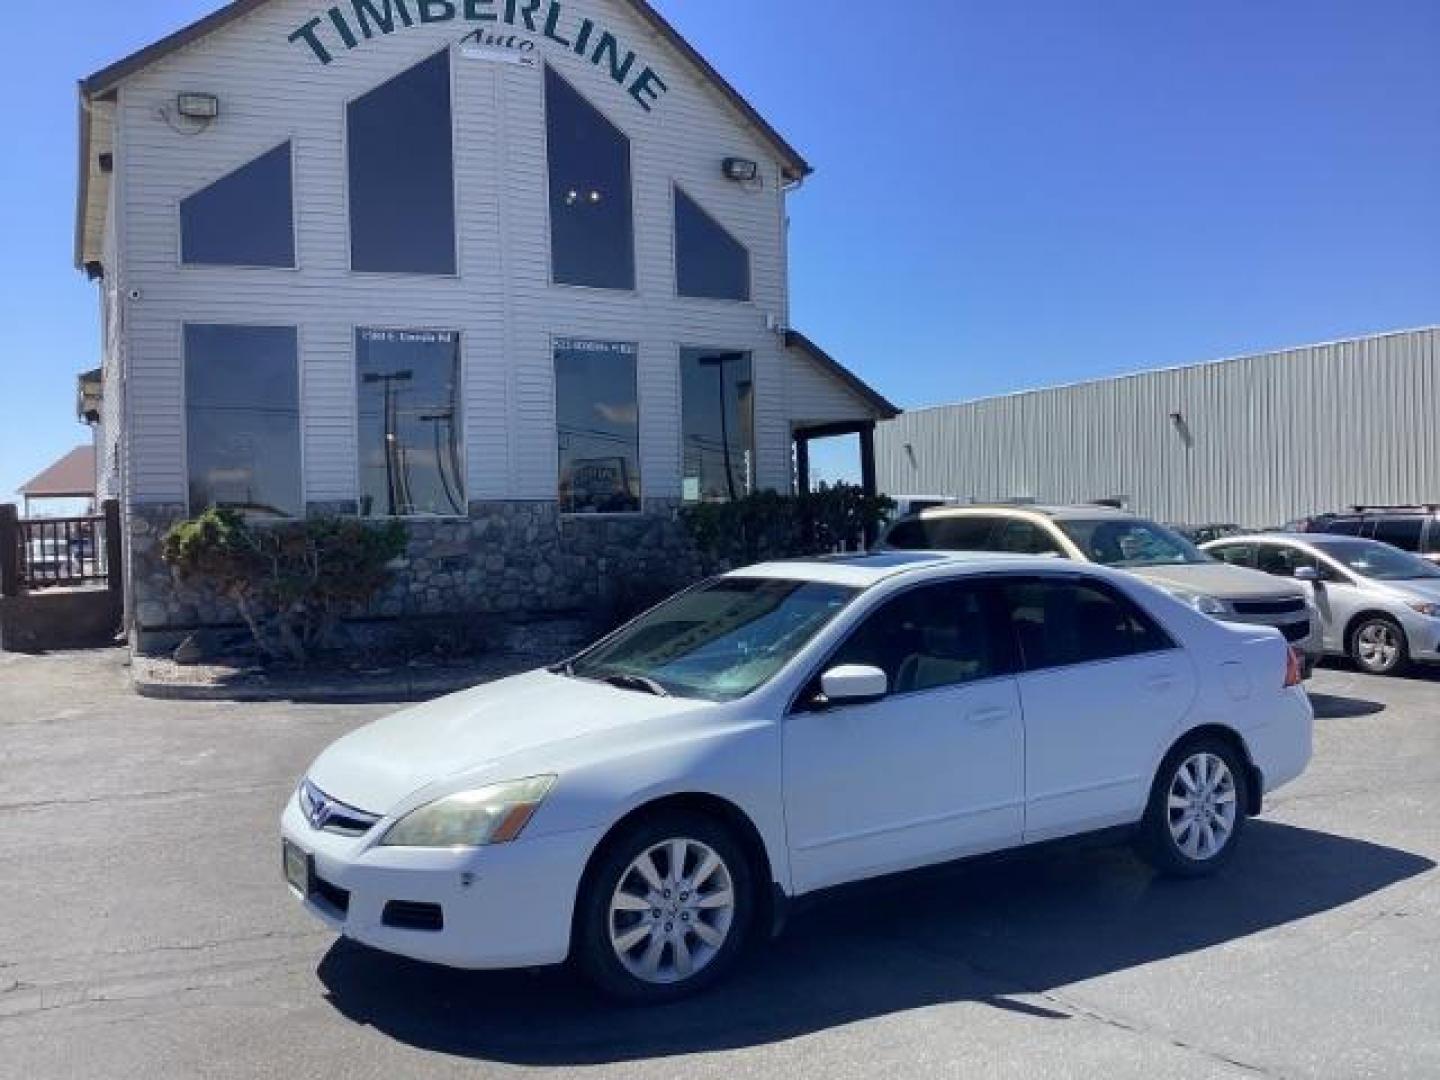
[680,483,895,571]
[163,508,407,664]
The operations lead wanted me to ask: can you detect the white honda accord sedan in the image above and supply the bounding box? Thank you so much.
[281,552,1312,1001]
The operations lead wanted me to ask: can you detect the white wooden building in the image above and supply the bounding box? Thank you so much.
[74,0,896,639]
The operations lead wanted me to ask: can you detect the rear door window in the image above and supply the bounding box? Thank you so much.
[999,577,1175,671]
[994,519,1064,555]
[885,516,998,551]
[1371,517,1425,552]
[1317,516,1364,537]
[1209,543,1255,568]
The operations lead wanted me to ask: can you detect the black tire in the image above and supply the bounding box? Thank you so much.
[1136,735,1250,878]
[574,811,755,1003]
[1348,615,1409,676]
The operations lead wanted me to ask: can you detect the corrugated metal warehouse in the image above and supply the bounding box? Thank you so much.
[876,327,1440,528]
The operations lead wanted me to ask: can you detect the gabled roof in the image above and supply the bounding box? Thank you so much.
[75,0,811,226]
[19,446,97,499]
[785,330,901,420]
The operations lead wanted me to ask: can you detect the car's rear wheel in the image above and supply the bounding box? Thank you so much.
[575,812,754,1002]
[1137,737,1249,877]
[1349,616,1408,675]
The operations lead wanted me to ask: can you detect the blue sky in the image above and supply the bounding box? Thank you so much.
[3,0,1437,501]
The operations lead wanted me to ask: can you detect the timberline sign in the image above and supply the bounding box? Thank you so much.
[288,0,669,111]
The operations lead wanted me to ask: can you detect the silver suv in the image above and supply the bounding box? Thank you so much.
[880,504,1323,673]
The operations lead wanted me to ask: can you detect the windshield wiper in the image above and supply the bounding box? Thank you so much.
[599,672,670,698]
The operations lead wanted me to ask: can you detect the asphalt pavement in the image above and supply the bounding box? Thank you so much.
[1,649,1436,1079]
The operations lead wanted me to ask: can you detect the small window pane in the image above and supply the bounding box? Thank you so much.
[830,583,1005,694]
[181,143,294,267]
[681,348,754,502]
[1003,578,1173,670]
[1371,517,1425,551]
[348,51,456,274]
[357,329,464,517]
[546,66,635,289]
[675,188,750,301]
[185,325,301,519]
[995,519,1062,555]
[555,338,640,513]
[1255,545,1317,577]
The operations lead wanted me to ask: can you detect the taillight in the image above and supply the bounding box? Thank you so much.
[1284,647,1303,687]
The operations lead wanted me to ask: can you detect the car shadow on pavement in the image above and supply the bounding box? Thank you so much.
[317,821,1432,1065]
[1308,692,1386,719]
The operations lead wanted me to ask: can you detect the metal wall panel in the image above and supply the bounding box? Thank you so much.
[877,328,1440,527]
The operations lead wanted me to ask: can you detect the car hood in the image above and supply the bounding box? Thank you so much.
[306,669,706,814]
[1129,563,1302,600]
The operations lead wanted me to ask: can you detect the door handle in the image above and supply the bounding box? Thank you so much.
[1145,674,1179,693]
[967,707,1011,726]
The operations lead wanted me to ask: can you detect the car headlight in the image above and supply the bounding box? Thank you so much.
[1407,600,1440,618]
[379,776,556,849]
[1184,593,1227,615]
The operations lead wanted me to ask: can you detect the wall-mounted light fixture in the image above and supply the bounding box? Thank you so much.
[97,153,113,174]
[176,92,220,120]
[722,157,759,183]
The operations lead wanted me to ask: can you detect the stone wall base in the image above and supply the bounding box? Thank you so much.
[126,500,702,654]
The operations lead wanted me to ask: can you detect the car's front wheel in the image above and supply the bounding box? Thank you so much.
[1137,737,1249,877]
[575,812,754,1002]
[1349,615,1408,675]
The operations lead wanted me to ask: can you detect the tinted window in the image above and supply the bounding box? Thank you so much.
[1371,517,1425,552]
[681,348,753,502]
[829,583,1008,694]
[1315,516,1364,537]
[884,515,997,551]
[1209,543,1255,567]
[994,518,1063,555]
[555,338,640,513]
[185,324,301,519]
[1426,520,1440,555]
[1255,544,1318,577]
[181,143,294,267]
[348,51,456,274]
[357,329,463,517]
[546,66,635,289]
[675,187,750,301]
[1002,578,1173,670]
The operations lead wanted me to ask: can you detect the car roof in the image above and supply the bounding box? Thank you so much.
[1207,532,1386,550]
[904,503,1139,522]
[729,551,1084,589]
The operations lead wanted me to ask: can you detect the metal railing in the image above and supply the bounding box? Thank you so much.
[2,505,119,594]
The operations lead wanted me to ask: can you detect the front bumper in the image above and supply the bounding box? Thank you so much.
[280,792,601,970]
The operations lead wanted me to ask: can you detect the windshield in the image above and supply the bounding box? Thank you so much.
[1310,538,1440,581]
[567,577,858,702]
[1057,518,1210,568]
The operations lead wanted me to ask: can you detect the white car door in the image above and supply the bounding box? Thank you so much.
[998,575,1197,842]
[783,580,1025,893]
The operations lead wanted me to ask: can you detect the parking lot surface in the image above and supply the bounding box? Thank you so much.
[1,649,1437,1079]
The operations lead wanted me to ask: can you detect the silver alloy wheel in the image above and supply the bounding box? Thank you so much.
[1166,752,1238,861]
[1356,621,1401,671]
[608,837,736,985]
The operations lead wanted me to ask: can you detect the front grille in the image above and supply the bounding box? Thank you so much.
[1281,620,1312,643]
[312,873,351,916]
[1232,597,1307,616]
[382,900,444,932]
[299,780,382,837]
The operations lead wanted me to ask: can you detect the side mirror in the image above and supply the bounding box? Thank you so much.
[819,664,888,706]
[1293,566,1320,583]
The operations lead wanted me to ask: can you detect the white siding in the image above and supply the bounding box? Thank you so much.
[877,328,1440,527]
[110,0,807,507]
[785,346,882,428]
